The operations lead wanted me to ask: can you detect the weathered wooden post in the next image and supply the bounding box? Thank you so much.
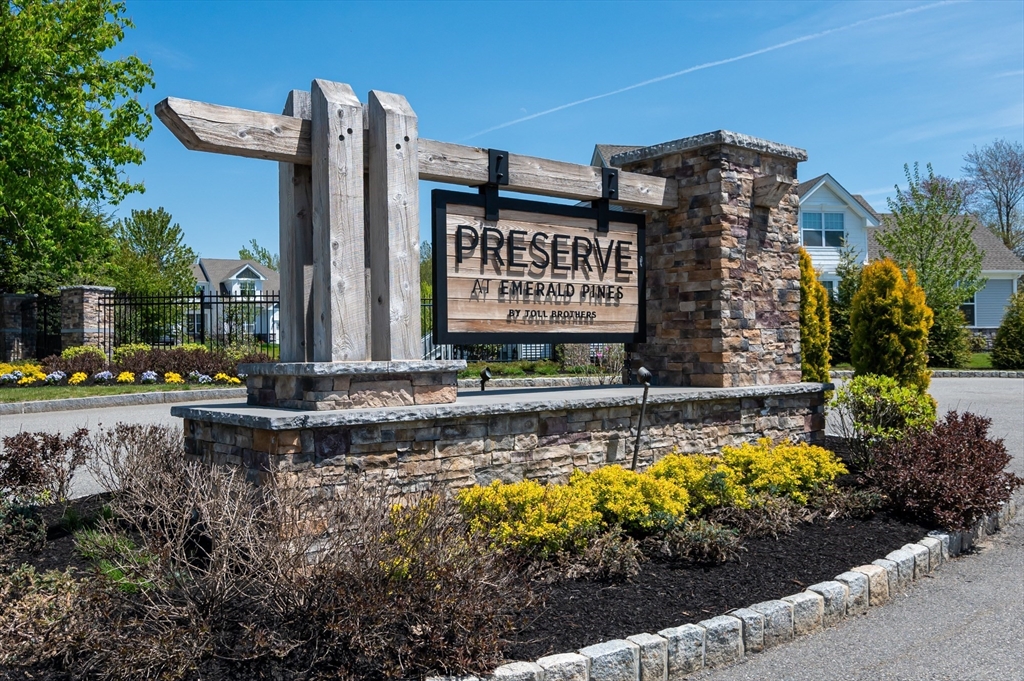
[278,90,313,362]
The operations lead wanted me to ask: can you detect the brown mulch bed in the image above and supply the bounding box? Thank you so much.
[507,512,929,661]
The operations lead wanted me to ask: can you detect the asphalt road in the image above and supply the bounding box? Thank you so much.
[0,398,238,497]
[2,380,1022,680]
[694,377,1024,681]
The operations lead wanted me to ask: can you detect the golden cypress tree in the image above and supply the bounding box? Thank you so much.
[850,259,933,391]
[799,248,832,383]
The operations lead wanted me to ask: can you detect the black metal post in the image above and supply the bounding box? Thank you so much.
[631,367,652,471]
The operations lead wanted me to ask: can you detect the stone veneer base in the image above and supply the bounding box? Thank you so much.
[240,360,466,411]
[171,382,828,494]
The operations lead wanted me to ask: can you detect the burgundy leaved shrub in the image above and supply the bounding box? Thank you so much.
[42,352,107,377]
[864,411,1023,530]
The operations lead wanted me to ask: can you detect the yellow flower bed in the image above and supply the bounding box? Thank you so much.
[164,372,185,384]
[649,453,749,514]
[569,465,689,531]
[213,372,242,385]
[116,371,135,384]
[68,372,88,385]
[458,479,601,558]
[721,438,848,504]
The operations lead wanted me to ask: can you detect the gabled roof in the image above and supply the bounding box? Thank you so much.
[591,144,643,167]
[868,214,1024,273]
[192,258,281,291]
[796,173,879,226]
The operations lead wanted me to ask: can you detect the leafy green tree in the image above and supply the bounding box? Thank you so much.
[850,259,933,392]
[238,239,279,271]
[798,248,830,382]
[107,208,196,295]
[828,245,862,365]
[0,0,155,293]
[879,163,983,368]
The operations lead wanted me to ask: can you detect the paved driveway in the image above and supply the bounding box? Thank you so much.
[693,377,1024,681]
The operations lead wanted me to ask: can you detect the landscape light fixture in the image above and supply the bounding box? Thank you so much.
[631,366,652,471]
[480,366,492,392]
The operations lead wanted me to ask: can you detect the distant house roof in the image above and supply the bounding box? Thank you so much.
[796,173,879,226]
[868,215,1024,273]
[191,258,281,293]
[591,144,643,167]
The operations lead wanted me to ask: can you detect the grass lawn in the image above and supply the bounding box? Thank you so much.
[833,353,993,372]
[0,383,241,404]
[458,360,618,379]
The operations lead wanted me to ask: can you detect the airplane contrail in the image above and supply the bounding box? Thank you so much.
[463,1,962,141]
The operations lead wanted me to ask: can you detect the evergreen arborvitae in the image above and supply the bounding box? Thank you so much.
[992,291,1024,370]
[799,248,831,383]
[850,259,933,392]
[829,247,862,364]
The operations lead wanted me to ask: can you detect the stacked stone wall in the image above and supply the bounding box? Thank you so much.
[59,285,114,355]
[182,388,825,498]
[614,134,804,387]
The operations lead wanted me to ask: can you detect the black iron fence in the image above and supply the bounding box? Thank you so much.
[420,298,553,362]
[98,291,280,355]
[35,294,62,359]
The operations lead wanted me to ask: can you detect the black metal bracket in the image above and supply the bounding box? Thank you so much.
[592,167,619,233]
[478,148,509,221]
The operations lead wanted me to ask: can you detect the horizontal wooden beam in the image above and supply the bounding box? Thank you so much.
[155,96,678,209]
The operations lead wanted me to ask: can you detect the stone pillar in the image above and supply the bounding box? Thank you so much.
[610,131,806,387]
[60,285,115,355]
[1,294,38,362]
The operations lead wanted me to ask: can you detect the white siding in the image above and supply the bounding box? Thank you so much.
[799,183,871,276]
[975,278,1015,328]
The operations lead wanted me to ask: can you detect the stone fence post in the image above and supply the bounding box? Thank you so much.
[1,294,38,362]
[609,131,807,388]
[60,285,115,355]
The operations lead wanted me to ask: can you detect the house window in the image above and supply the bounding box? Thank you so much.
[960,293,976,327]
[239,280,256,297]
[820,280,835,298]
[802,212,845,247]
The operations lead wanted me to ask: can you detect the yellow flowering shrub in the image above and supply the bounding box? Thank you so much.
[164,372,185,384]
[569,465,689,531]
[648,453,749,514]
[115,371,135,384]
[721,438,848,504]
[457,479,601,558]
[68,372,88,385]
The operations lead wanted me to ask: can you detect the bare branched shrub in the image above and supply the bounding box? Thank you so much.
[707,494,805,540]
[643,519,742,565]
[1,428,89,505]
[4,423,528,680]
[558,525,644,582]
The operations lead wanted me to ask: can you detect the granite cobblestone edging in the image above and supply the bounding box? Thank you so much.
[0,387,247,415]
[428,496,1018,681]
[830,369,1024,379]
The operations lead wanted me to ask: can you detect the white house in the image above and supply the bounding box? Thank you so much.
[796,174,1024,333]
[190,259,280,343]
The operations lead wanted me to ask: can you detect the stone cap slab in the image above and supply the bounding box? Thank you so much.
[171,381,829,430]
[238,360,466,376]
[609,130,808,166]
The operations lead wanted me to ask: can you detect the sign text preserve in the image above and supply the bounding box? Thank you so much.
[432,190,646,344]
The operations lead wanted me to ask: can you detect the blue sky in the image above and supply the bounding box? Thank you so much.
[112,0,1024,261]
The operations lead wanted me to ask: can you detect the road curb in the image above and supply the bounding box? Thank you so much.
[481,497,1019,681]
[0,388,247,416]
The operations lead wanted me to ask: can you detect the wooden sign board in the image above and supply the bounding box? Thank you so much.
[432,190,646,344]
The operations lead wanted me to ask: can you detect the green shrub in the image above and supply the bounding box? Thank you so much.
[111,343,152,364]
[799,248,831,382]
[569,465,690,532]
[60,345,107,362]
[828,246,862,364]
[992,291,1024,370]
[720,438,848,505]
[651,519,741,565]
[864,411,1023,529]
[850,259,933,392]
[927,305,971,368]
[830,374,936,467]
